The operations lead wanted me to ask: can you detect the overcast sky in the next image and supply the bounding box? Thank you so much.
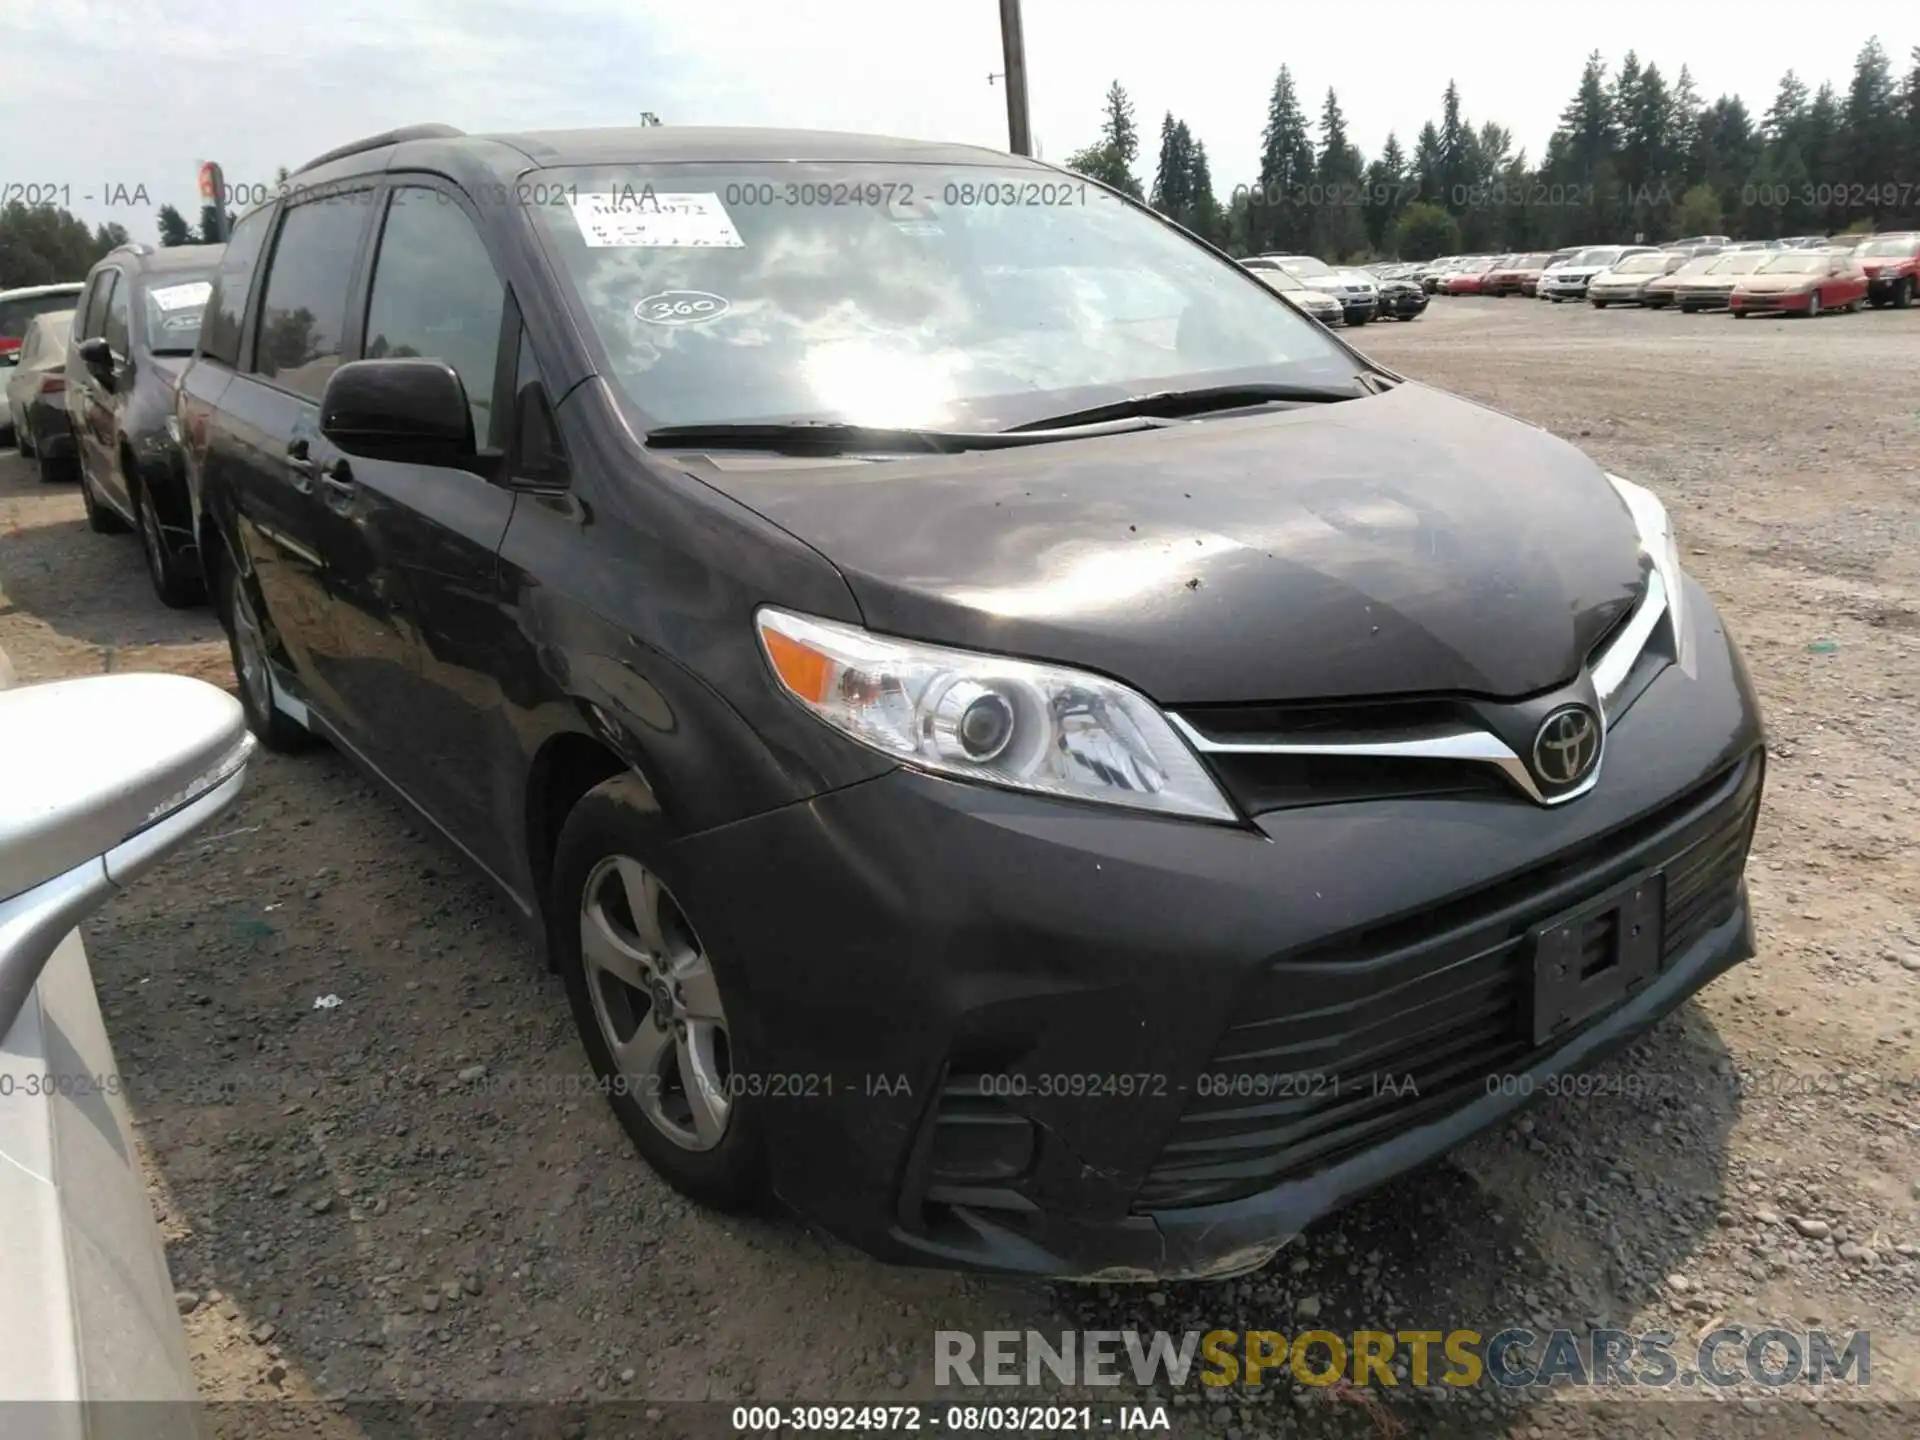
[6,0,1914,238]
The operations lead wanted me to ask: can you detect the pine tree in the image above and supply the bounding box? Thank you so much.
[1412,121,1445,204]
[1254,66,1316,252]
[156,204,194,247]
[1064,81,1144,198]
[1904,48,1920,224]
[1314,89,1366,258]
[1668,66,1705,186]
[1151,112,1193,220]
[1362,133,1410,251]
[1843,38,1901,226]
[1186,139,1224,245]
[1438,81,1472,212]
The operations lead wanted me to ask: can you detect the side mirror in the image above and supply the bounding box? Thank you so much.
[0,349,18,368]
[77,335,114,387]
[0,673,253,1036]
[320,358,476,469]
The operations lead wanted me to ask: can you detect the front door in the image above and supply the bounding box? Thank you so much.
[318,181,523,871]
[225,186,396,747]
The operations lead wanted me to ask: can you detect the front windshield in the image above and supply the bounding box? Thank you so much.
[1671,257,1718,277]
[1575,247,1623,266]
[1755,254,1825,275]
[140,273,215,354]
[1462,258,1495,272]
[526,166,1359,430]
[1275,255,1336,278]
[1261,269,1305,290]
[1708,252,1768,275]
[1856,237,1919,257]
[1616,253,1667,274]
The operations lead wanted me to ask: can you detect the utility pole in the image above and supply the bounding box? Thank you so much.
[997,0,1032,156]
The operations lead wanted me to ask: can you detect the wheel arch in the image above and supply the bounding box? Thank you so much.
[522,725,649,964]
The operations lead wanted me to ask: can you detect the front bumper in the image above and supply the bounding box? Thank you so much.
[1730,292,1811,314]
[1339,297,1378,323]
[1377,291,1428,318]
[1539,279,1590,300]
[666,581,1765,1279]
[1676,289,1735,310]
[1865,274,1912,299]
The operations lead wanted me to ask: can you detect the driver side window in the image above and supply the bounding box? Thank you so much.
[363,186,508,450]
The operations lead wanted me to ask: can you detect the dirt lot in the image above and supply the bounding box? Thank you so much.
[2,297,1917,1439]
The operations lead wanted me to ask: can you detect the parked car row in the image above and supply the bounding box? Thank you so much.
[1244,254,1427,323]
[0,243,226,606]
[1401,232,1918,318]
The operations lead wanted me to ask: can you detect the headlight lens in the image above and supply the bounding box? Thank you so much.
[1606,473,1692,669]
[756,608,1236,821]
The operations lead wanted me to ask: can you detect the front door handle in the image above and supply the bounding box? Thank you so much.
[284,438,315,491]
[316,457,354,499]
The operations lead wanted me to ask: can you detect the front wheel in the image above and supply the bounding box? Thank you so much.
[1807,291,1823,318]
[1895,278,1914,309]
[553,774,768,1210]
[14,409,35,458]
[1591,300,1607,309]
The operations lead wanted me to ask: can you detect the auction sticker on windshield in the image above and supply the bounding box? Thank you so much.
[148,281,212,311]
[566,191,744,248]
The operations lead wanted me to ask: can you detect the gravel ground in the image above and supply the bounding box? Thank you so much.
[2,296,1917,1439]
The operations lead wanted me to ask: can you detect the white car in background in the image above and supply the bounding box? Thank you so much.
[1538,245,1661,302]
[1241,259,1346,324]
[1252,254,1379,325]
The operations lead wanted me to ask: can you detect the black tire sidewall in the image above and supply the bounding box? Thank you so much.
[222,565,313,752]
[550,774,766,1209]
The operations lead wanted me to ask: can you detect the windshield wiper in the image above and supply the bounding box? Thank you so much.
[1001,381,1365,432]
[645,416,1170,455]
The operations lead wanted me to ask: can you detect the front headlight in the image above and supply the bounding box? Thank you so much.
[756,608,1236,821]
[1606,473,1693,672]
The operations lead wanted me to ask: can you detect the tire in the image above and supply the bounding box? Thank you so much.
[552,774,767,1210]
[1896,278,1914,309]
[136,482,204,608]
[1549,297,1563,304]
[38,446,74,484]
[79,460,129,533]
[1591,300,1607,309]
[14,408,35,458]
[1807,291,1822,318]
[1732,310,1747,319]
[220,562,315,753]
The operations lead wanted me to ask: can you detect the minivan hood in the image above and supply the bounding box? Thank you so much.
[683,383,1646,706]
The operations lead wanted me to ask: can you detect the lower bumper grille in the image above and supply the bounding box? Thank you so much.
[1137,751,1762,1210]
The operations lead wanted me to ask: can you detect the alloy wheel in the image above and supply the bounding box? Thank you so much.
[578,856,732,1151]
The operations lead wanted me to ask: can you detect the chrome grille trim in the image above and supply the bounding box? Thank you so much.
[1169,572,1669,808]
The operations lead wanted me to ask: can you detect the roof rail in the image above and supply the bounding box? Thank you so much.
[290,123,465,177]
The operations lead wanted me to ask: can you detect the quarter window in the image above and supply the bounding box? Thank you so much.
[199,205,275,369]
[252,192,371,399]
[102,272,130,356]
[363,186,507,448]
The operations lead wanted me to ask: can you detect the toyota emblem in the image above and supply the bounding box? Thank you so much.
[1532,704,1602,788]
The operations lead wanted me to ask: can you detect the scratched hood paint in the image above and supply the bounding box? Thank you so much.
[684,381,1648,706]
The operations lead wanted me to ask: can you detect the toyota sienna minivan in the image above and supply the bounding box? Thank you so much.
[178,124,1766,1280]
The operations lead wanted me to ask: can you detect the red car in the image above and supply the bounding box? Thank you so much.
[1853,233,1919,308]
[1728,250,1869,317]
[1443,257,1501,295]
[1484,252,1550,296]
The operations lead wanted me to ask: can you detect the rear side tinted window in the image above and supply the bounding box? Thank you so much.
[199,205,274,368]
[252,192,371,398]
